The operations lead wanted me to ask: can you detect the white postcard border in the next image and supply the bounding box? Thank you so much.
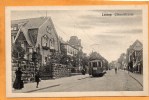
[5,5,148,97]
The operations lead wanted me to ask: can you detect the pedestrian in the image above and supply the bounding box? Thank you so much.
[35,71,41,88]
[81,68,86,75]
[13,67,24,90]
[115,67,117,74]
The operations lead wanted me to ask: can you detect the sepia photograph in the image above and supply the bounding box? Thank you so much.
[6,5,148,97]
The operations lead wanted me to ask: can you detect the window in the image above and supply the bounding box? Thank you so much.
[98,62,101,67]
[14,27,17,30]
[68,46,70,53]
[28,29,38,44]
[46,26,52,34]
[29,48,33,53]
[12,36,15,43]
[21,41,24,48]
[93,62,97,67]
[41,35,49,47]
[45,57,47,62]
[50,38,54,48]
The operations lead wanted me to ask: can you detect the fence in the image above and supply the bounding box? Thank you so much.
[12,61,72,83]
[52,63,71,78]
[12,60,35,83]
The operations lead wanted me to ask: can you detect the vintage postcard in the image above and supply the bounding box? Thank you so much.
[5,5,148,97]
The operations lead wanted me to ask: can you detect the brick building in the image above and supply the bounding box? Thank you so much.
[11,17,61,81]
[12,17,60,65]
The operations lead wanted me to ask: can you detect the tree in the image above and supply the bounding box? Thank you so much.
[117,53,126,69]
[89,51,102,61]
[12,42,25,59]
[50,52,61,63]
[81,53,89,68]
[59,44,72,65]
[60,44,67,56]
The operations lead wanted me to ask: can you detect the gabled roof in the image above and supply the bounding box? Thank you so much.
[59,38,66,44]
[131,40,143,51]
[11,17,49,29]
[12,17,49,46]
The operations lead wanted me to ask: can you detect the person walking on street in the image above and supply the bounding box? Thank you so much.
[115,67,117,74]
[35,71,41,88]
[13,67,24,90]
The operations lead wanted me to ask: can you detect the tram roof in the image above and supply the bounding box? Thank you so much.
[89,59,102,62]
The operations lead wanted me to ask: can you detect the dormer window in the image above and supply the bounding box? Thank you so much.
[14,27,17,30]
[11,26,18,31]
[41,35,49,47]
[49,38,54,49]
[20,41,24,48]
[46,26,52,34]
[29,48,32,53]
[41,35,49,50]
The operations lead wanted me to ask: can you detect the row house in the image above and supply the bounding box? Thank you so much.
[126,40,143,74]
[68,36,83,51]
[11,17,61,81]
[59,36,83,71]
[64,43,78,56]
[59,36,83,57]
[59,39,78,57]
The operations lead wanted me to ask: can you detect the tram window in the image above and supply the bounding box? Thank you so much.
[89,62,91,66]
[24,65,26,69]
[93,62,97,67]
[98,62,101,67]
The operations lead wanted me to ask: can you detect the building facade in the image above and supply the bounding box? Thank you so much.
[60,36,83,57]
[68,36,83,51]
[11,17,61,82]
[126,40,143,74]
[12,17,60,65]
[59,36,83,71]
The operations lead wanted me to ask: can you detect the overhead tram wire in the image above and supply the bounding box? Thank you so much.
[51,16,91,45]
[67,14,100,52]
[43,11,95,45]
[67,14,91,41]
[50,17,70,39]
[52,14,91,45]
[44,12,98,53]
[54,25,71,40]
[37,11,68,38]
[67,14,98,44]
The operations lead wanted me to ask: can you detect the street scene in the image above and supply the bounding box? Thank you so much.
[10,7,144,94]
[13,69,142,93]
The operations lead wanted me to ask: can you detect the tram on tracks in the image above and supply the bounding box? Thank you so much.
[88,59,106,77]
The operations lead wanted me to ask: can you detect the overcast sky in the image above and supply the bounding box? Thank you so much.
[11,9,143,62]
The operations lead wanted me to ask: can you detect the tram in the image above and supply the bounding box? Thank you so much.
[88,59,106,77]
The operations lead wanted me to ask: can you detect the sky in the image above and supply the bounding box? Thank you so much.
[11,9,143,62]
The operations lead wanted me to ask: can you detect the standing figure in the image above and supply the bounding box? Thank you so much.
[13,67,24,89]
[115,67,117,74]
[35,71,40,88]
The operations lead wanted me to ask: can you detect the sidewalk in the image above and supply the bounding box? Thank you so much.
[12,74,89,93]
[127,71,143,86]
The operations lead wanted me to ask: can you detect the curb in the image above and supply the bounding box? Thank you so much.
[128,73,143,87]
[25,84,61,93]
